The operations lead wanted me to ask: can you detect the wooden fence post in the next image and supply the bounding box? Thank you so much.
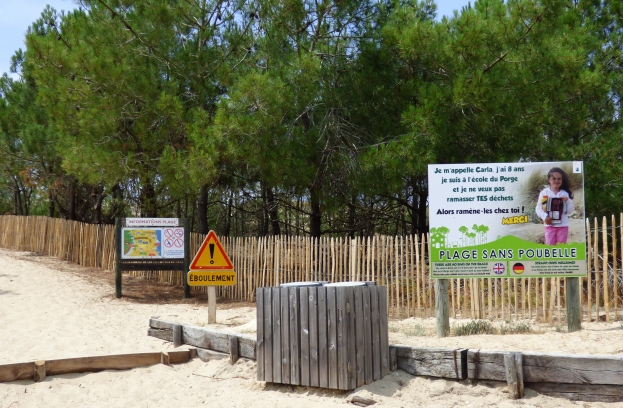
[115,217,122,298]
[504,352,524,399]
[183,218,191,298]
[566,277,581,332]
[435,279,450,338]
[34,360,46,382]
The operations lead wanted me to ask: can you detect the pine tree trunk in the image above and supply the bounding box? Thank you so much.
[197,184,209,234]
[141,182,157,217]
[310,186,322,238]
[48,189,55,217]
[267,187,281,235]
[68,181,77,220]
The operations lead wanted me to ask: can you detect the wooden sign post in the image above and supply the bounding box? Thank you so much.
[188,230,236,323]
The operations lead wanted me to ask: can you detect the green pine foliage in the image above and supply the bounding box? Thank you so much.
[0,0,621,234]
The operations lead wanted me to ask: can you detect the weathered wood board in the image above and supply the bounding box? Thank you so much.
[392,346,467,380]
[149,317,256,360]
[526,382,623,403]
[0,350,193,383]
[467,350,623,385]
[0,362,33,382]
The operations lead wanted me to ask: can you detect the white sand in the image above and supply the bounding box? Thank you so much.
[1,248,621,407]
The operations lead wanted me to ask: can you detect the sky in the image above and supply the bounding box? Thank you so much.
[0,0,473,80]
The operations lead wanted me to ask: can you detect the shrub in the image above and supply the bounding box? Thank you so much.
[452,320,496,336]
[403,324,427,337]
[499,322,532,334]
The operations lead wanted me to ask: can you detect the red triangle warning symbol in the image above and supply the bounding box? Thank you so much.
[190,231,234,270]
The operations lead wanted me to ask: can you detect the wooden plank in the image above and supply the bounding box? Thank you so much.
[45,351,189,375]
[613,214,619,320]
[354,286,365,387]
[318,286,329,389]
[467,349,507,381]
[182,324,229,352]
[115,218,122,298]
[603,216,610,322]
[347,286,357,389]
[263,287,273,382]
[370,283,381,381]
[196,349,229,362]
[504,353,522,399]
[327,286,338,389]
[516,353,524,398]
[272,287,282,383]
[526,382,623,403]
[394,346,466,379]
[0,362,33,382]
[0,351,193,383]
[237,334,257,360]
[390,346,397,371]
[289,287,300,385]
[308,286,319,388]
[468,350,623,385]
[336,287,348,389]
[362,286,373,385]
[149,319,255,360]
[522,352,623,385]
[300,287,310,387]
[173,324,182,347]
[280,287,290,384]
[256,288,265,381]
[229,336,239,364]
[379,286,389,378]
[161,351,171,366]
[594,218,600,322]
[586,217,592,322]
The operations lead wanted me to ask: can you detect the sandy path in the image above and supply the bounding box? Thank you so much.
[0,249,620,407]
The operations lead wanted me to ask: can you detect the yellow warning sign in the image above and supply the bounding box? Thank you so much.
[190,230,234,270]
[188,271,236,286]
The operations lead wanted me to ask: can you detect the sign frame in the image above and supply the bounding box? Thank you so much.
[114,218,191,298]
[427,161,587,279]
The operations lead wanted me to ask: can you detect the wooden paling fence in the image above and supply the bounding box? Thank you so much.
[1,215,622,324]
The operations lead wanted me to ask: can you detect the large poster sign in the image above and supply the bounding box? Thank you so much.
[122,226,185,259]
[428,161,586,278]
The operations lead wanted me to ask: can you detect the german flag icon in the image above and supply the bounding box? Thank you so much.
[512,263,525,274]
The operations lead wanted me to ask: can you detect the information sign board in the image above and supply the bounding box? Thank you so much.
[428,161,586,278]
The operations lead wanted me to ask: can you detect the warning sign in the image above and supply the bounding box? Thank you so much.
[188,271,237,286]
[189,230,234,270]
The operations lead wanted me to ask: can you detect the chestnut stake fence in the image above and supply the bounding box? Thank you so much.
[1,215,621,323]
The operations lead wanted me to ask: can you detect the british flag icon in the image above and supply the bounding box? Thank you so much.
[493,263,505,275]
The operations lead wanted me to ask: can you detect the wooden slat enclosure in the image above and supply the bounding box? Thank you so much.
[1,214,622,323]
[255,285,389,390]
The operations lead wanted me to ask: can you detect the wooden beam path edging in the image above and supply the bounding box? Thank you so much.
[0,350,195,383]
[148,318,623,403]
[148,317,256,361]
[392,346,468,380]
[466,349,623,402]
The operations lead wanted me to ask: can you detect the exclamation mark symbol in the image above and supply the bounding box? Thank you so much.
[209,243,215,264]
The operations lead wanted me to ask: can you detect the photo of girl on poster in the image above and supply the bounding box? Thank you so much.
[535,167,575,245]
